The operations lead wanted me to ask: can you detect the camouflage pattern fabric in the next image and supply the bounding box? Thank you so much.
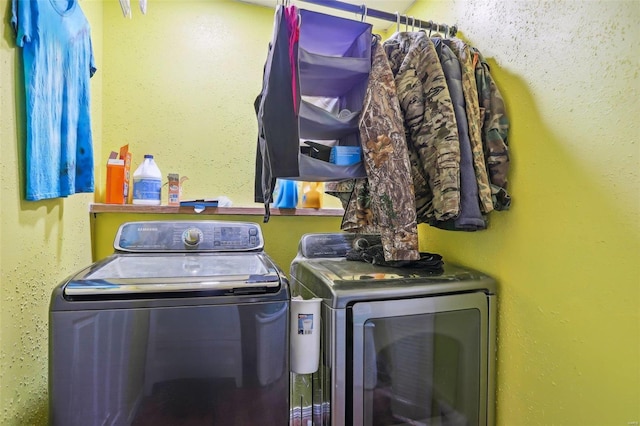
[445,39,494,214]
[341,40,419,261]
[384,32,461,223]
[324,179,354,209]
[432,37,486,231]
[471,47,511,210]
[340,178,375,232]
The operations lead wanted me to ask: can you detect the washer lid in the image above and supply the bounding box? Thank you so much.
[64,253,281,296]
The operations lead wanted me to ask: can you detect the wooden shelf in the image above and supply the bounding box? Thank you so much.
[89,203,344,217]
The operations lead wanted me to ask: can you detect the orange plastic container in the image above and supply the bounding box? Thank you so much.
[300,181,323,209]
[105,159,125,204]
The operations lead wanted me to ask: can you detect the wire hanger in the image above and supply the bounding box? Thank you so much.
[395,11,400,32]
[360,4,367,22]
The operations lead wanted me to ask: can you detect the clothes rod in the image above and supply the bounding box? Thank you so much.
[295,0,457,37]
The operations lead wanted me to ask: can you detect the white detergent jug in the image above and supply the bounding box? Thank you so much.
[132,154,162,205]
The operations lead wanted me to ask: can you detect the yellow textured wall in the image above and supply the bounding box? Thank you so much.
[100,0,277,206]
[0,1,103,424]
[406,0,640,425]
[2,0,638,425]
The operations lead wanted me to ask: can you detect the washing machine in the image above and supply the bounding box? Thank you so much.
[49,220,289,426]
[289,233,497,426]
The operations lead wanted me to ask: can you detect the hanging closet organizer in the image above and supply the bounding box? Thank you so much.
[255,0,510,242]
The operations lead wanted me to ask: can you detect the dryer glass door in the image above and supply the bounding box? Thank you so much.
[350,292,489,426]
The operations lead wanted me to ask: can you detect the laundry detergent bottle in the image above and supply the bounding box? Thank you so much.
[274,179,298,209]
[132,154,162,205]
[300,181,323,209]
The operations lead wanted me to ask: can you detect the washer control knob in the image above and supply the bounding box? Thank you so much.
[183,228,203,247]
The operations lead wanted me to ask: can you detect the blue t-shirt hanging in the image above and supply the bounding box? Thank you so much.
[11,0,96,201]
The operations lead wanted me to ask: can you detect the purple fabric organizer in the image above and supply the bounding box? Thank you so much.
[294,9,372,181]
[255,6,373,212]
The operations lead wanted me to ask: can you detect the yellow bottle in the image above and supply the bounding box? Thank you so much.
[300,182,323,209]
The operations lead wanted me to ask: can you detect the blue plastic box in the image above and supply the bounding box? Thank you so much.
[330,146,362,166]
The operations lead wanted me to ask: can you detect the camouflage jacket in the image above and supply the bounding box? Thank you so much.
[471,47,511,210]
[432,37,486,230]
[444,39,494,214]
[339,39,420,261]
[383,32,461,223]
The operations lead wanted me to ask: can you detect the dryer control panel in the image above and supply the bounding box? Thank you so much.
[114,221,264,252]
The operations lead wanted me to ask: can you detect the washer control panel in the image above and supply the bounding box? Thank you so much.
[298,233,382,258]
[115,221,264,252]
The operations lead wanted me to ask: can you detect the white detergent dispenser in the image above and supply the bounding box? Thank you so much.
[290,296,322,374]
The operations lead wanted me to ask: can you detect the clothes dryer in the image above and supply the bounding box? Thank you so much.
[289,233,497,426]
